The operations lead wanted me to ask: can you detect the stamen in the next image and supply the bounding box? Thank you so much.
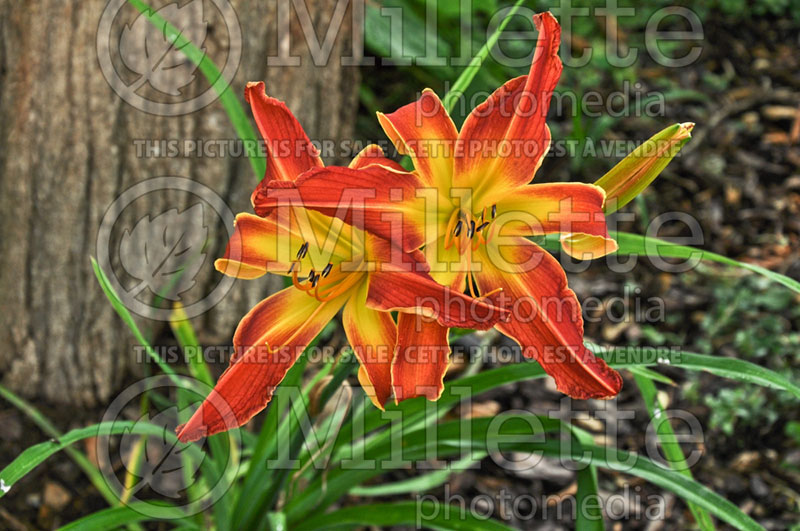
[467,220,476,238]
[473,231,485,252]
[491,204,497,219]
[443,208,462,251]
[476,221,489,233]
[288,261,297,274]
[314,263,366,302]
[479,287,503,299]
[311,273,319,287]
[453,220,463,237]
[296,241,309,259]
[292,267,315,291]
[322,263,333,277]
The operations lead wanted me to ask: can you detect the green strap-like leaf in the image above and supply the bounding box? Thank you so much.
[91,257,181,383]
[295,501,515,531]
[125,0,265,181]
[612,231,800,294]
[0,420,201,496]
[542,232,800,295]
[633,374,714,530]
[349,451,486,497]
[57,502,193,531]
[0,385,119,508]
[291,414,763,530]
[442,0,526,114]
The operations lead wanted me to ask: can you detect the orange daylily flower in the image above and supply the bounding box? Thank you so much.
[254,13,623,400]
[177,83,508,442]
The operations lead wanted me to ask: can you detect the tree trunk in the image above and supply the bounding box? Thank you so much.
[0,0,360,405]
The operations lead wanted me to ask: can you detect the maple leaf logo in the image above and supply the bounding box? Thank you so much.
[119,203,208,301]
[119,405,205,499]
[118,0,208,95]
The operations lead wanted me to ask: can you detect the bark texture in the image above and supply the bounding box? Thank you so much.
[0,0,360,405]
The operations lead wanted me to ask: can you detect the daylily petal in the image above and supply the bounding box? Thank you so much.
[254,165,436,252]
[366,265,508,330]
[453,75,526,191]
[454,12,561,196]
[214,212,301,279]
[492,182,618,259]
[245,81,323,183]
[392,314,450,402]
[343,281,396,409]
[349,144,407,172]
[423,234,469,290]
[474,237,622,399]
[214,211,357,279]
[177,286,349,441]
[377,88,458,189]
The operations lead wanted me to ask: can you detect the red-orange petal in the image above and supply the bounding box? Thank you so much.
[377,89,457,189]
[454,12,562,195]
[366,265,508,330]
[245,81,324,213]
[254,165,432,252]
[474,237,622,399]
[177,286,348,442]
[492,182,618,259]
[214,212,301,279]
[343,281,396,409]
[348,144,407,172]
[392,314,450,402]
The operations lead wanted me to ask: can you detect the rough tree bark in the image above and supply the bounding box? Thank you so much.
[0,0,360,405]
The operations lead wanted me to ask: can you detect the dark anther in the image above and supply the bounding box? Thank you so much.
[453,220,463,236]
[491,204,497,219]
[476,222,490,233]
[468,220,476,238]
[288,262,296,274]
[322,263,333,277]
[311,274,319,287]
[296,241,309,259]
[308,269,315,283]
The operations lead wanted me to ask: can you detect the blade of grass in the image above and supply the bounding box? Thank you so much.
[295,501,515,531]
[633,373,714,530]
[334,342,800,462]
[168,305,233,530]
[58,502,194,531]
[125,0,265,180]
[170,304,214,386]
[565,424,603,530]
[292,414,763,530]
[0,420,202,495]
[0,384,119,507]
[541,232,800,295]
[442,0,527,113]
[91,257,181,385]
[627,365,676,386]
[349,451,487,497]
[614,231,800,294]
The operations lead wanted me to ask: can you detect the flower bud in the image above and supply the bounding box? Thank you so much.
[596,122,694,213]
